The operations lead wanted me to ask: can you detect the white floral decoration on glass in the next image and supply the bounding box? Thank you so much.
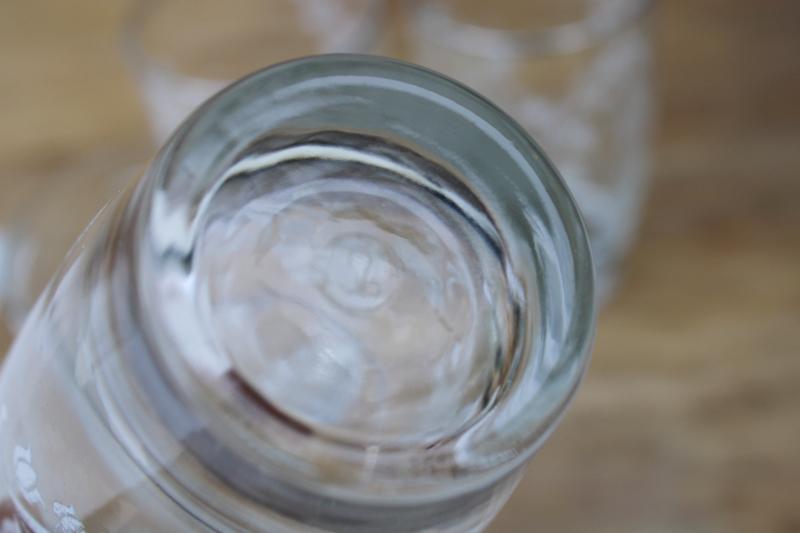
[53,502,86,533]
[12,446,41,506]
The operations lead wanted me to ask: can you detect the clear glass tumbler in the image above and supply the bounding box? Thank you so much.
[407,0,654,303]
[123,0,387,144]
[0,56,594,532]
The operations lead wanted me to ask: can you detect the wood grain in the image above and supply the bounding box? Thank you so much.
[1,1,799,532]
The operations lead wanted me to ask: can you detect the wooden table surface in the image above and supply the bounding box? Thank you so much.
[1,1,799,532]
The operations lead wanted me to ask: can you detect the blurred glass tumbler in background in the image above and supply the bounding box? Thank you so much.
[0,56,594,531]
[407,0,654,303]
[124,0,387,143]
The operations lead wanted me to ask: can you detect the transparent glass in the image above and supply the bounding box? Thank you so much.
[0,156,140,334]
[124,0,387,143]
[0,56,594,532]
[407,0,654,303]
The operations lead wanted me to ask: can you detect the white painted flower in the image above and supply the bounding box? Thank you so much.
[53,503,85,533]
[13,446,41,505]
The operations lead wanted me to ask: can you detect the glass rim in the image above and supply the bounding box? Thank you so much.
[412,0,654,58]
[121,54,595,509]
